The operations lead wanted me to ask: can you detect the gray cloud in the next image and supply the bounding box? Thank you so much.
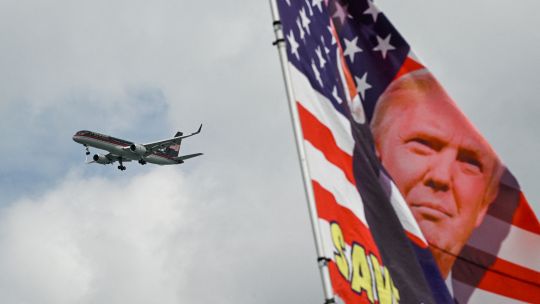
[0,0,537,303]
[0,167,321,303]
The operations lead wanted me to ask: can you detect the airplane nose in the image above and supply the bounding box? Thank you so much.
[73,135,80,143]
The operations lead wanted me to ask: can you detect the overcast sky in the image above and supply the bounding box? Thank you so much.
[0,1,537,303]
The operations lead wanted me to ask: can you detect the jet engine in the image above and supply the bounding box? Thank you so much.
[93,154,112,164]
[129,144,147,155]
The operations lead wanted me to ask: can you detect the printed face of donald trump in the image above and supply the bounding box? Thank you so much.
[371,72,501,278]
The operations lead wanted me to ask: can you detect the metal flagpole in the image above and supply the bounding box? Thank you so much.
[269,1,335,303]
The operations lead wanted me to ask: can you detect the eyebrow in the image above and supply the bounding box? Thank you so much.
[401,129,447,151]
[402,129,489,170]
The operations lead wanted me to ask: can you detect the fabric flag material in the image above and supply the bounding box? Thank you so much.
[275,0,540,303]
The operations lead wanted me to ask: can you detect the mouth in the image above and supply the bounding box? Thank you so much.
[410,202,452,220]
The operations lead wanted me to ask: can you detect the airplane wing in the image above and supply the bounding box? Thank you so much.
[142,124,202,153]
[106,153,132,162]
[174,153,203,163]
[87,153,132,164]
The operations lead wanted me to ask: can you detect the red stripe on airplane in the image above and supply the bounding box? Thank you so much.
[81,134,130,147]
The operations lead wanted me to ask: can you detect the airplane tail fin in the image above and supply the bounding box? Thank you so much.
[164,131,183,157]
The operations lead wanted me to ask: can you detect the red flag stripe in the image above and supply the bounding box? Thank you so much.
[511,192,540,235]
[467,213,540,272]
[405,231,428,249]
[485,255,540,291]
[393,56,425,80]
[476,258,540,303]
[304,141,368,225]
[313,180,380,256]
[298,102,355,184]
[290,64,354,154]
[328,261,373,304]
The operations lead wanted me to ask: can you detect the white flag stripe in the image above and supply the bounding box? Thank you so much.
[304,141,368,226]
[385,173,427,245]
[319,219,340,259]
[289,63,355,155]
[451,279,523,304]
[468,214,540,273]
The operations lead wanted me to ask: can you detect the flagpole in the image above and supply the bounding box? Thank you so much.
[269,1,335,303]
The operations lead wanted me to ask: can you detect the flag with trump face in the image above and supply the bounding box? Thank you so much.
[275,0,540,303]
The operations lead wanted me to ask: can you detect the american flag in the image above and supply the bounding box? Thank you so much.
[275,0,540,303]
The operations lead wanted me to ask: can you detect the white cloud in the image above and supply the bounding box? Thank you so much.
[0,166,321,303]
[0,168,191,303]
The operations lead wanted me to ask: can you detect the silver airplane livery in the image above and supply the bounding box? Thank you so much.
[72,125,203,170]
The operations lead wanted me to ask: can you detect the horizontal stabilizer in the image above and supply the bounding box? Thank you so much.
[175,153,203,163]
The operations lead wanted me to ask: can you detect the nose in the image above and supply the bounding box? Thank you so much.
[73,135,80,143]
[423,150,454,192]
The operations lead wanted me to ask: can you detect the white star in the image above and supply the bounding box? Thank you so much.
[332,86,343,104]
[287,31,300,60]
[296,18,305,41]
[300,7,311,35]
[285,0,291,5]
[343,36,363,63]
[333,1,351,25]
[315,46,327,69]
[305,0,314,16]
[320,37,331,55]
[363,0,381,23]
[355,72,372,100]
[312,0,323,12]
[311,60,323,87]
[327,25,336,45]
[373,34,396,59]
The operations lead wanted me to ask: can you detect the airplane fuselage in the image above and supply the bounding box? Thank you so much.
[73,131,181,165]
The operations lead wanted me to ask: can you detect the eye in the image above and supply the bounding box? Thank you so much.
[458,154,483,174]
[405,137,436,155]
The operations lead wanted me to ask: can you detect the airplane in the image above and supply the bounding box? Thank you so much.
[72,125,203,171]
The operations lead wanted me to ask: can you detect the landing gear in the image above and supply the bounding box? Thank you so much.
[84,145,92,163]
[138,159,147,165]
[117,158,126,171]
